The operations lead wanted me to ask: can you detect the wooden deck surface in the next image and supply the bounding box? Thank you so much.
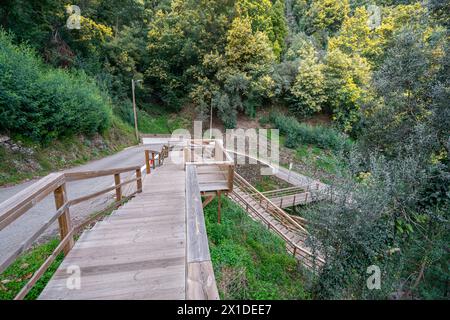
[39,152,186,300]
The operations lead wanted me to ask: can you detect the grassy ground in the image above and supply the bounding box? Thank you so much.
[0,238,63,300]
[0,203,120,300]
[204,196,310,300]
[254,175,292,193]
[0,116,137,186]
[291,144,344,184]
[138,105,191,134]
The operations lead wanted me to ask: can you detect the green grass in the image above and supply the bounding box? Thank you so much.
[137,106,191,134]
[294,144,342,177]
[254,175,292,193]
[0,238,63,300]
[204,197,310,300]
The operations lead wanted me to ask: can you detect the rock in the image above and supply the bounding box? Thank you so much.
[0,135,10,143]
[20,263,29,269]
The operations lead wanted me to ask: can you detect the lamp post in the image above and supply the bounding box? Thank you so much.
[132,79,142,142]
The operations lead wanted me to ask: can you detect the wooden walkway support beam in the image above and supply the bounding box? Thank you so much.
[53,184,74,255]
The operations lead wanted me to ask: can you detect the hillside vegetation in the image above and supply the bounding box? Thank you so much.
[0,0,448,300]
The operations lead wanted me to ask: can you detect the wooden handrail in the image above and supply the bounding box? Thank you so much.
[185,165,219,300]
[0,173,65,231]
[234,173,308,233]
[64,166,141,181]
[230,190,324,266]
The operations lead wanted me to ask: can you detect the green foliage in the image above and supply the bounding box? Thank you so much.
[146,0,233,110]
[323,49,371,133]
[304,0,350,35]
[306,148,449,299]
[191,16,275,128]
[289,41,326,117]
[0,238,63,300]
[0,115,136,186]
[236,0,288,58]
[270,113,352,152]
[0,30,111,142]
[361,27,448,156]
[204,197,309,300]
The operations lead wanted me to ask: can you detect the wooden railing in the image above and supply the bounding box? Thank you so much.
[185,165,219,300]
[184,139,234,192]
[0,147,168,300]
[229,189,325,269]
[231,173,325,268]
[234,173,308,230]
[144,145,169,174]
[261,186,307,198]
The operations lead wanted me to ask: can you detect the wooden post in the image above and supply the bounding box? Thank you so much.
[227,165,234,192]
[305,192,308,204]
[184,147,189,164]
[131,79,139,142]
[152,152,156,169]
[53,184,74,255]
[217,191,221,224]
[145,150,151,174]
[114,173,122,203]
[280,198,283,208]
[293,247,297,257]
[293,195,296,207]
[136,169,142,193]
[158,152,161,166]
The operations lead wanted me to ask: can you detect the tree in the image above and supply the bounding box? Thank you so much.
[191,16,275,128]
[235,0,288,59]
[324,49,371,133]
[146,0,233,110]
[305,0,350,35]
[289,40,326,116]
[328,7,383,63]
[361,27,447,156]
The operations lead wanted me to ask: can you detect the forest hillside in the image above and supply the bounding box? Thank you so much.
[0,1,448,299]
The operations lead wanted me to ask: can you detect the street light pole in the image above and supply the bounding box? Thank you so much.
[210,103,213,139]
[131,79,141,143]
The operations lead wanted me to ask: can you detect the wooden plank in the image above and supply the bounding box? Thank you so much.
[14,229,74,300]
[114,173,122,202]
[40,151,188,300]
[186,261,219,300]
[0,173,65,231]
[199,182,229,192]
[64,166,140,182]
[186,165,211,263]
[0,202,69,273]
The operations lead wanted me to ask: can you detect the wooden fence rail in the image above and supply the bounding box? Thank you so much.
[229,190,323,269]
[233,173,308,231]
[185,165,219,300]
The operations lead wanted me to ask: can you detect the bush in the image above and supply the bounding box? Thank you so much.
[0,30,111,142]
[270,112,352,152]
[204,197,309,300]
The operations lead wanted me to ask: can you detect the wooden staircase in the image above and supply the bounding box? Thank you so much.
[228,174,325,270]
[261,185,328,209]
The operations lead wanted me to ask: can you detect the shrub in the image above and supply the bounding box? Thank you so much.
[0,30,111,142]
[204,197,309,300]
[270,112,352,151]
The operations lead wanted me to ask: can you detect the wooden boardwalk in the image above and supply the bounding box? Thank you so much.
[228,174,325,270]
[39,153,186,300]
